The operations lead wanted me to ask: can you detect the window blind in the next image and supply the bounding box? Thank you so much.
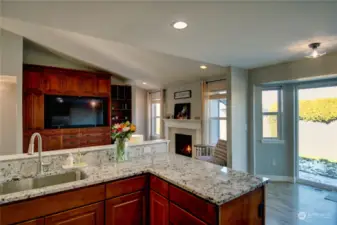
[150,91,161,103]
[206,79,227,99]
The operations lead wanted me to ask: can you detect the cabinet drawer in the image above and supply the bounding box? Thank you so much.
[169,203,207,225]
[150,175,168,198]
[17,218,44,225]
[81,137,107,147]
[62,139,80,149]
[0,184,105,225]
[81,127,110,134]
[106,175,148,199]
[63,134,80,141]
[45,202,104,225]
[169,185,217,225]
[43,129,62,136]
[62,128,80,135]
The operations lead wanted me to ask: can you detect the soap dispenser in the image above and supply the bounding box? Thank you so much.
[65,153,74,167]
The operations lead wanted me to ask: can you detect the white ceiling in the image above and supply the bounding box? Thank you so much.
[1,1,337,88]
[1,17,228,89]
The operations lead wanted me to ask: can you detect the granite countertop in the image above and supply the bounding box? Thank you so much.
[0,153,268,206]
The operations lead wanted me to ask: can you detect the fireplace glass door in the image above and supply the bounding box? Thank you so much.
[175,134,192,157]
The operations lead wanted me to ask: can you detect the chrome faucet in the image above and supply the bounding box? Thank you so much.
[28,132,49,174]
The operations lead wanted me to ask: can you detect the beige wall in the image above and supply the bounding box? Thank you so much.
[132,86,147,139]
[0,29,23,155]
[250,51,337,85]
[23,40,95,72]
[165,81,201,119]
[23,40,126,85]
[227,67,248,172]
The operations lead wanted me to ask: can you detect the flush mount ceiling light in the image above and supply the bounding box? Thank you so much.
[200,65,207,70]
[306,42,326,59]
[172,21,188,30]
[142,82,147,85]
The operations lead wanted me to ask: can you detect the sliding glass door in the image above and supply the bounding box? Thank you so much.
[297,83,337,189]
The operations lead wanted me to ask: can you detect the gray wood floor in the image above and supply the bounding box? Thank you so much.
[267,182,337,225]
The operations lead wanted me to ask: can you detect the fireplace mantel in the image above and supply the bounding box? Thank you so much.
[163,119,201,130]
[163,119,202,158]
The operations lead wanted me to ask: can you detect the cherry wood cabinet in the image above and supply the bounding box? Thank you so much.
[169,185,217,225]
[80,131,110,147]
[169,203,207,225]
[62,128,81,149]
[23,69,44,93]
[17,218,44,225]
[105,191,146,225]
[0,175,266,225]
[218,186,264,225]
[111,85,132,127]
[62,75,80,95]
[23,93,44,130]
[150,175,169,198]
[150,190,168,225]
[96,76,110,96]
[43,130,63,152]
[23,65,111,97]
[106,175,147,199]
[45,202,104,225]
[43,70,65,94]
[23,127,110,153]
[0,185,105,225]
[23,65,112,152]
[79,73,97,96]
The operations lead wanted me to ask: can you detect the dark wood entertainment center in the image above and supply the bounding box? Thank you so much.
[23,64,113,153]
[110,85,132,126]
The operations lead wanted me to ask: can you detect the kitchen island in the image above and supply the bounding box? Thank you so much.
[0,143,268,225]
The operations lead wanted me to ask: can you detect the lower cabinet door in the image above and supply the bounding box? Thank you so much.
[17,218,44,225]
[150,190,169,225]
[105,191,146,225]
[44,202,104,225]
[169,203,207,225]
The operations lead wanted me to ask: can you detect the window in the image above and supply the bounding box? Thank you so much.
[150,91,161,138]
[262,88,282,139]
[205,79,227,145]
[209,97,227,145]
[151,103,161,136]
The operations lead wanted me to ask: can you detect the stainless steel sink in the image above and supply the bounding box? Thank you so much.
[0,171,87,195]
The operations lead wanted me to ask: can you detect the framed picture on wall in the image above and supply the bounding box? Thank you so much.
[174,103,191,119]
[174,90,191,99]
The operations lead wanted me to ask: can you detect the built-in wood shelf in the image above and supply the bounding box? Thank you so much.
[23,64,112,152]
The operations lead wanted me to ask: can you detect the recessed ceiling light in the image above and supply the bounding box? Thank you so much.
[142,82,147,85]
[172,21,188,30]
[200,65,207,70]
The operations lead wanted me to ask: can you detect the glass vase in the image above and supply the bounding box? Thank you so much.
[116,138,128,162]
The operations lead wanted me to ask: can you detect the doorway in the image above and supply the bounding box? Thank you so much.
[297,83,337,189]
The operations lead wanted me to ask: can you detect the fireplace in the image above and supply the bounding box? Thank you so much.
[175,133,192,157]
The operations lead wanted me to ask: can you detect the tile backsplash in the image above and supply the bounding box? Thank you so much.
[0,141,168,182]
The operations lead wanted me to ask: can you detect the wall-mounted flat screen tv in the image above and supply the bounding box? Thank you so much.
[45,95,108,129]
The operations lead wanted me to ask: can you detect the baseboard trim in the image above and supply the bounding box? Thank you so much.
[258,174,295,183]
